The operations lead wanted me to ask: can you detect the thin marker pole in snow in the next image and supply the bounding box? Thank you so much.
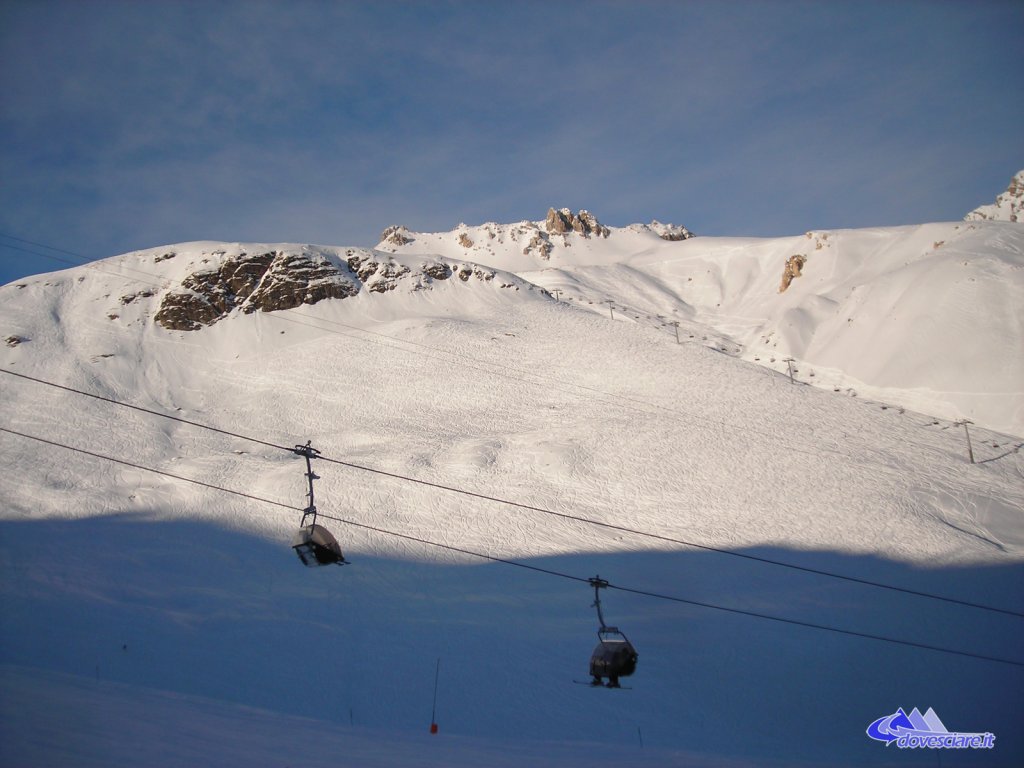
[551,289,562,302]
[956,420,975,464]
[672,321,680,344]
[430,657,441,734]
[784,357,796,384]
[603,300,614,320]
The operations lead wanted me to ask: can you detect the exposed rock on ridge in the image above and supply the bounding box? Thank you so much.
[647,220,694,241]
[153,248,519,331]
[154,251,358,331]
[544,208,610,238]
[381,225,414,246]
[965,170,1023,223]
[779,255,807,293]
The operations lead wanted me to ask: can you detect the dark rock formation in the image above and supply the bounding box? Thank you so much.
[544,208,610,238]
[154,246,521,331]
[345,253,412,293]
[423,262,453,281]
[965,170,1023,222]
[120,289,156,305]
[155,251,357,331]
[523,231,553,260]
[779,255,807,293]
[648,220,694,241]
[380,225,413,246]
[244,253,357,312]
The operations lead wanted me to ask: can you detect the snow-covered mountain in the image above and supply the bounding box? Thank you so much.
[1,207,1023,765]
[374,212,1023,437]
[966,170,1024,223]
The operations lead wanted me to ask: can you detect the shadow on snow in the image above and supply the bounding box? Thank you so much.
[1,514,1021,767]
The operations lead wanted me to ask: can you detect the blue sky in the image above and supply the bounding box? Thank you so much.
[1,0,1021,285]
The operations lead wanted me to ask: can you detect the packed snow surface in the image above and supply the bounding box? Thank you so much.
[1,227,1022,766]
[379,218,1024,437]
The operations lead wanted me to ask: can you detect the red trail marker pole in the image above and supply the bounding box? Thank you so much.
[430,657,441,734]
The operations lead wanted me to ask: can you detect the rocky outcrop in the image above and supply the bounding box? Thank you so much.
[154,251,358,331]
[5,335,27,347]
[523,230,553,260]
[648,220,694,241]
[965,170,1023,223]
[544,208,610,238]
[154,248,518,331]
[245,253,358,311]
[380,225,414,246]
[779,255,807,293]
[345,253,412,293]
[120,289,156,305]
[457,232,473,248]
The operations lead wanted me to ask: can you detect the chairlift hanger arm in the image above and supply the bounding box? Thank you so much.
[294,440,321,524]
[590,575,609,629]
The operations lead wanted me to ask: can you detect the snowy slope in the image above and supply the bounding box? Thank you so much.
[379,218,1024,436]
[1,234,1023,766]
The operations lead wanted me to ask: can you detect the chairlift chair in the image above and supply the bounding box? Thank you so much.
[589,625,638,687]
[291,441,347,567]
[586,576,638,687]
[292,523,345,566]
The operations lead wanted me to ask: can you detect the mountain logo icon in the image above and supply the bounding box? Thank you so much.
[866,708,995,750]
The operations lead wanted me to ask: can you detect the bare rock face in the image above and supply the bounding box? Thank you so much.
[648,220,694,241]
[245,253,358,312]
[523,230,553,260]
[345,253,412,293]
[779,255,807,293]
[545,207,572,234]
[380,225,413,246]
[155,251,358,331]
[965,170,1023,223]
[423,262,453,281]
[575,209,610,238]
[120,289,156,305]
[457,232,474,248]
[5,335,27,347]
[544,207,610,238]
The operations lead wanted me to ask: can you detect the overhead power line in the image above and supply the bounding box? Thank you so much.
[0,232,97,260]
[0,423,1020,669]
[0,234,170,286]
[3,365,1022,620]
[0,241,87,269]
[0,368,291,454]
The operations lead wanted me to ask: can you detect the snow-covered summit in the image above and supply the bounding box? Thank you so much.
[5,209,1020,435]
[965,169,1023,222]
[374,208,694,272]
[371,214,1024,436]
[1,241,546,335]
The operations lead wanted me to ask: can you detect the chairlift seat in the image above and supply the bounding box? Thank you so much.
[292,523,345,566]
[589,626,638,680]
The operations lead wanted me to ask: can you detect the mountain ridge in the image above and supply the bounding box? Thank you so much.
[3,212,1021,435]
